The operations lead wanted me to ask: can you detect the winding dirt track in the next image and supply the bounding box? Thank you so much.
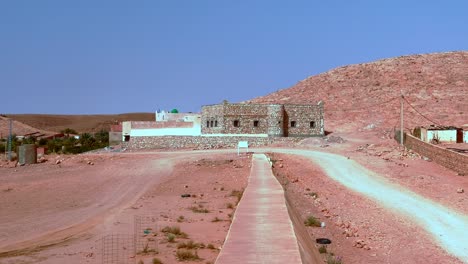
[262,148,468,263]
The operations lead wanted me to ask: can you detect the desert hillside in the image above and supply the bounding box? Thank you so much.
[249,51,468,133]
[0,116,57,138]
[1,113,154,136]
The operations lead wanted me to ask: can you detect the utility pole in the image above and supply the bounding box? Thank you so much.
[8,118,12,161]
[400,91,404,146]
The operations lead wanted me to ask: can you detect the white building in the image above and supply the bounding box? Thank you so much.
[420,126,458,143]
[122,113,201,141]
[462,125,468,143]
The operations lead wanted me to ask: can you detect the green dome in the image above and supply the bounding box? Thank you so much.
[170,109,179,113]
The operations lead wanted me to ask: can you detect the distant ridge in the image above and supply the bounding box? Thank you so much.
[249,51,468,132]
[4,113,155,134]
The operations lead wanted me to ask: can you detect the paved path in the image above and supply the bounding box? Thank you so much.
[215,154,303,264]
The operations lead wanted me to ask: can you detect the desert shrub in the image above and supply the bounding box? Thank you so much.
[327,255,343,264]
[318,245,327,254]
[137,260,144,264]
[177,216,185,223]
[167,233,176,243]
[230,189,244,203]
[189,206,210,213]
[176,250,200,261]
[207,244,216,250]
[177,240,201,249]
[304,215,321,227]
[211,217,222,222]
[152,258,163,264]
[161,226,188,239]
[226,203,234,209]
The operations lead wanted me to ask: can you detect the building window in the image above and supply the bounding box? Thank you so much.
[253,120,259,127]
[310,121,316,128]
[290,121,297,127]
[207,121,210,127]
[215,120,218,127]
[210,120,214,127]
[233,120,240,127]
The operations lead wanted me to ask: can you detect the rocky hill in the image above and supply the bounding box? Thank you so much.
[249,51,468,133]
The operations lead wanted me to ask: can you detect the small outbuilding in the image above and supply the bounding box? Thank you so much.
[462,125,468,143]
[419,125,459,143]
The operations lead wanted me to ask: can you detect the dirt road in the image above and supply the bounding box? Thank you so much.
[0,154,175,255]
[1,148,466,263]
[263,148,468,263]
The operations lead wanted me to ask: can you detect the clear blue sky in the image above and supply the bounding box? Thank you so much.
[1,1,466,114]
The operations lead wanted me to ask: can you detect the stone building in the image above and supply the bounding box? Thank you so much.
[201,102,324,137]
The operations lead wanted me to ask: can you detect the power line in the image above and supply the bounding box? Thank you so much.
[402,96,442,126]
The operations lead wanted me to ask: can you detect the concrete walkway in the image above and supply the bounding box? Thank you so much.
[215,154,303,264]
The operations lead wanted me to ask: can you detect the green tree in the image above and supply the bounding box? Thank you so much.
[38,138,48,146]
[61,128,78,137]
[47,138,63,153]
[94,130,109,147]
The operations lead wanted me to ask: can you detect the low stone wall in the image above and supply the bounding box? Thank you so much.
[123,136,303,150]
[399,132,468,175]
[131,121,194,129]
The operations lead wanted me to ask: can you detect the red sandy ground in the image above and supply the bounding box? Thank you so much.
[0,132,467,264]
[0,152,250,264]
[270,131,467,264]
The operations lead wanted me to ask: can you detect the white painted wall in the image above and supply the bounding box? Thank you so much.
[122,121,132,141]
[426,130,457,143]
[130,125,201,137]
[155,111,167,121]
[464,131,468,143]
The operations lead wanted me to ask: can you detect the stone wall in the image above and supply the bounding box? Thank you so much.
[109,132,122,146]
[123,135,302,150]
[201,103,324,137]
[284,104,323,137]
[201,104,225,134]
[399,132,468,175]
[131,121,194,129]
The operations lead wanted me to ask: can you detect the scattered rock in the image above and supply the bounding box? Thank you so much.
[353,239,367,249]
[457,188,464,194]
[38,157,47,163]
[422,156,432,162]
[55,160,62,165]
[279,164,283,168]
[335,218,343,227]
